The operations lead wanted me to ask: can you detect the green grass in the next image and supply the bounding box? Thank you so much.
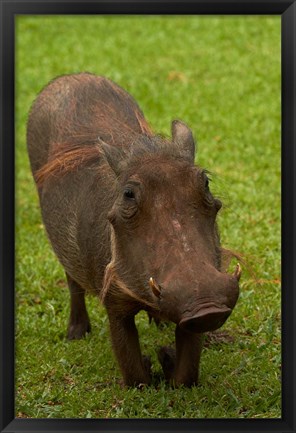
[15,16,281,418]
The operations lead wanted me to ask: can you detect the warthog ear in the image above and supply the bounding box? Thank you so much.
[99,139,125,176]
[171,120,196,163]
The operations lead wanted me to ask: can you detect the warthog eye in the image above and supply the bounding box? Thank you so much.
[124,187,135,200]
[203,171,211,190]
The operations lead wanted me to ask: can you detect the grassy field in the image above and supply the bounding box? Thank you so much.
[15,16,281,418]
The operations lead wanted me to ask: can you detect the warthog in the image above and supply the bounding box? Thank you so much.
[27,73,240,387]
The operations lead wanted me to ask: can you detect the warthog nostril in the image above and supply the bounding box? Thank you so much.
[179,305,232,333]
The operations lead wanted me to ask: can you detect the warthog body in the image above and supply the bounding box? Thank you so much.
[27,73,240,386]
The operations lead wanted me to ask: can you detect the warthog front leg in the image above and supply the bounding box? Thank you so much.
[66,273,91,340]
[107,312,151,387]
[158,327,204,387]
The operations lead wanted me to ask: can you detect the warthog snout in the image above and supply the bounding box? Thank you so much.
[179,304,232,333]
[153,263,241,333]
[179,266,241,333]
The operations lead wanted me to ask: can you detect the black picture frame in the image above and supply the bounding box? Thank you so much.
[0,1,295,432]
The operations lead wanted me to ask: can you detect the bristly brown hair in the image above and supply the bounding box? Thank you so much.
[221,247,259,283]
[34,118,153,189]
[35,143,103,187]
[31,73,154,188]
[101,261,159,312]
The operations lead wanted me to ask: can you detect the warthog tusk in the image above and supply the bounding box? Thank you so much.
[149,277,161,298]
[233,263,242,281]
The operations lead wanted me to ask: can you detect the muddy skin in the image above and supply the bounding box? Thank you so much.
[27,72,240,387]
